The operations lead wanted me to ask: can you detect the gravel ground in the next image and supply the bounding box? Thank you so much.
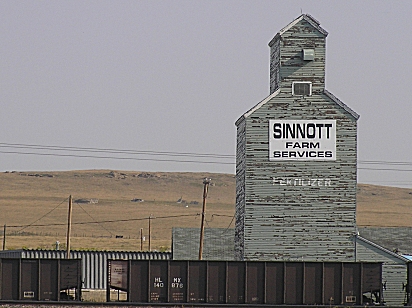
[0,304,158,308]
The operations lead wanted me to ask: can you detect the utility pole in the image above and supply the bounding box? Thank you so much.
[199,178,211,260]
[148,215,152,251]
[140,228,143,251]
[66,195,73,259]
[2,224,6,250]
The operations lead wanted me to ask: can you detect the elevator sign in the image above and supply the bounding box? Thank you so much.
[269,119,336,160]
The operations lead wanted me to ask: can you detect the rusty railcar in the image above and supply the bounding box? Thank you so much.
[107,260,382,305]
[0,258,82,301]
[404,261,412,305]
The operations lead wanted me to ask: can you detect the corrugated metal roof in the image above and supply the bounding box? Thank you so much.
[355,235,409,263]
[0,249,171,289]
[359,227,412,255]
[402,255,412,261]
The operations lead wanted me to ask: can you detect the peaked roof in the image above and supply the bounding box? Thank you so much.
[324,90,360,120]
[235,89,359,126]
[355,235,410,263]
[269,14,328,47]
[236,14,359,126]
[235,89,280,126]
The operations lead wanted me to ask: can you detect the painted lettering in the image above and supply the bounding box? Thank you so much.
[272,177,333,187]
[269,120,336,161]
[272,122,333,139]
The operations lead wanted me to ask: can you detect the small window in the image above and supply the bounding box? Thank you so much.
[303,49,315,61]
[292,81,312,96]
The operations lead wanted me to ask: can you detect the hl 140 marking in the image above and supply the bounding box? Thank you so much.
[154,277,164,288]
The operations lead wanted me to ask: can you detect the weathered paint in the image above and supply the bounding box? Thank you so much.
[355,235,409,306]
[235,14,359,261]
[0,249,171,289]
[269,14,328,95]
[0,258,82,301]
[172,227,234,260]
[360,227,412,253]
[108,259,382,305]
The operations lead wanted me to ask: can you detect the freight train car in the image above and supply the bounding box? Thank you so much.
[107,260,383,306]
[404,261,412,305]
[0,258,82,301]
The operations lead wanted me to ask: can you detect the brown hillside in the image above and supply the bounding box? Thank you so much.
[357,184,412,227]
[0,170,411,251]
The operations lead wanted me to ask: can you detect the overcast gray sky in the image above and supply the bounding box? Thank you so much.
[1,0,411,188]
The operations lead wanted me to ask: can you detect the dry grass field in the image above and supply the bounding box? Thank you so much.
[0,170,235,251]
[357,184,412,227]
[0,169,411,251]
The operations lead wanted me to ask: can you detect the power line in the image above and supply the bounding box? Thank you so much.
[359,181,412,184]
[0,142,234,159]
[359,160,412,166]
[2,149,412,171]
[8,213,200,229]
[2,142,412,171]
[3,142,412,165]
[358,167,412,172]
[0,150,234,165]
[210,214,236,234]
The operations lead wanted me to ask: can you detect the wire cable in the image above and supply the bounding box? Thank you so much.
[3,142,412,171]
[209,214,236,235]
[0,142,234,159]
[8,213,200,228]
[358,167,412,172]
[0,150,234,165]
[75,202,115,236]
[359,160,412,166]
[16,197,68,233]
